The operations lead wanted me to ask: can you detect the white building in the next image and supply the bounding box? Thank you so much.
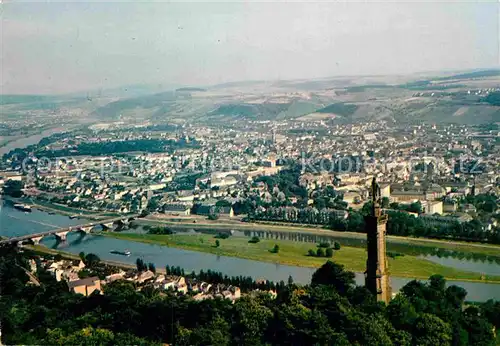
[427,201,443,215]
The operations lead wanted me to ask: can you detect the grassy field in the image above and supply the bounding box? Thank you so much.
[137,218,500,258]
[103,232,500,284]
[27,245,82,260]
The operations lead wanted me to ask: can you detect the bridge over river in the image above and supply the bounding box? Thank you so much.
[0,214,139,245]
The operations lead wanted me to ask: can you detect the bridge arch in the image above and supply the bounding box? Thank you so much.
[0,214,140,245]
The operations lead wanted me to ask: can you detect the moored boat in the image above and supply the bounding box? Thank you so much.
[110,250,131,256]
[14,204,32,212]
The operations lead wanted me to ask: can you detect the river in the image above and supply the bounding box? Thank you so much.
[0,127,68,155]
[1,201,500,302]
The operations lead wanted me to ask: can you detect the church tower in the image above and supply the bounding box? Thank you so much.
[365,178,392,304]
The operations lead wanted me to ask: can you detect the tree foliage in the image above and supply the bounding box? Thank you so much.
[3,180,24,197]
[1,246,498,346]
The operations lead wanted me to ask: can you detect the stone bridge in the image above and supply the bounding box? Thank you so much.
[0,215,139,245]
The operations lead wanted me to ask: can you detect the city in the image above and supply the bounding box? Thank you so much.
[1,1,499,345]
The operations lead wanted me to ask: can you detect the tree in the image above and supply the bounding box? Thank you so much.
[316,248,325,257]
[184,317,230,346]
[462,306,496,345]
[147,226,173,235]
[84,253,100,267]
[215,240,220,248]
[136,258,146,272]
[3,180,24,198]
[325,248,333,258]
[215,200,231,207]
[146,198,160,212]
[347,212,364,232]
[308,249,316,256]
[381,197,390,208]
[429,274,446,292]
[413,313,452,346]
[208,213,219,220]
[114,332,158,345]
[342,313,396,345]
[2,245,497,346]
[446,285,467,309]
[311,261,355,295]
[387,295,418,331]
[333,242,341,250]
[481,300,500,329]
[272,244,279,253]
[248,236,260,244]
[139,209,150,218]
[78,269,92,279]
[361,201,374,216]
[408,201,423,214]
[44,327,115,345]
[230,297,273,345]
[268,297,339,345]
[148,262,156,274]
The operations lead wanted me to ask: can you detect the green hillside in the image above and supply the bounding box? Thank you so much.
[209,103,290,119]
[484,91,500,106]
[315,103,359,116]
[93,92,177,118]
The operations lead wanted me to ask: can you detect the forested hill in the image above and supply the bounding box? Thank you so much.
[83,69,500,124]
[92,91,177,119]
[1,246,499,345]
[484,91,500,106]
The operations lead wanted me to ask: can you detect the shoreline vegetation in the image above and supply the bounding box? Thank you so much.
[101,232,500,284]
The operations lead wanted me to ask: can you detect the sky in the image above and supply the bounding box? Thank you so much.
[1,0,499,94]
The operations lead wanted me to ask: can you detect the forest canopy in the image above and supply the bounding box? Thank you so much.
[1,246,499,346]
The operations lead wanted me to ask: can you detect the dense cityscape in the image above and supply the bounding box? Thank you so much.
[2,114,499,245]
[1,74,499,345]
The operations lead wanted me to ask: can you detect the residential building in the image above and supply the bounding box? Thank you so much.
[427,201,443,215]
[68,277,101,296]
[163,203,191,216]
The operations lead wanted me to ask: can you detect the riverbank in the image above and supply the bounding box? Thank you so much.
[31,200,121,220]
[102,232,500,284]
[137,217,500,258]
[24,244,167,274]
[3,195,121,220]
[0,126,72,156]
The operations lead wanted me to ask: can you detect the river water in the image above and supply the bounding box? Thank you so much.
[1,201,499,302]
[0,127,68,156]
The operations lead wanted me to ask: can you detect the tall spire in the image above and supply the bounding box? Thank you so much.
[365,177,391,303]
[371,177,382,217]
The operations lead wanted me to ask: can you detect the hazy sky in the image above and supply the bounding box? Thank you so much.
[1,0,499,94]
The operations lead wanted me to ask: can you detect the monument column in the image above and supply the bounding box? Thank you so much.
[364,178,391,304]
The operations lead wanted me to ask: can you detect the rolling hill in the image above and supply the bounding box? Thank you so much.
[83,69,499,124]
